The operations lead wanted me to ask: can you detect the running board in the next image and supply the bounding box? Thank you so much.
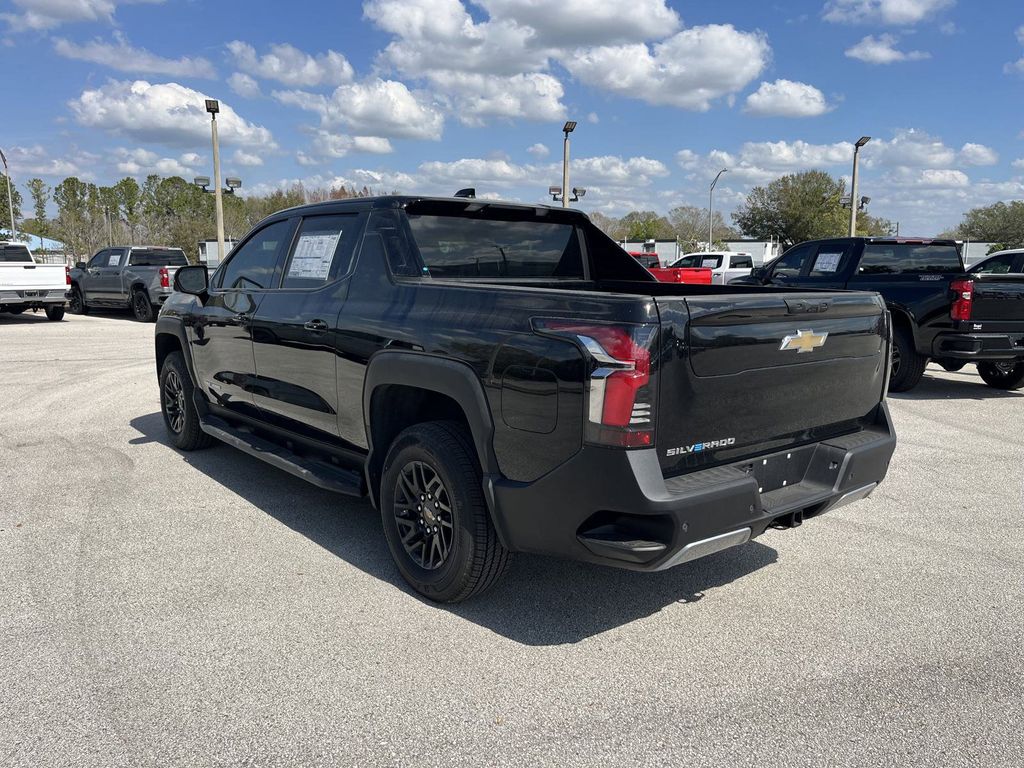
[200,416,364,496]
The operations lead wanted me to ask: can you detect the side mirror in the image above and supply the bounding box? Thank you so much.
[75,261,86,270]
[751,266,768,281]
[174,264,209,297]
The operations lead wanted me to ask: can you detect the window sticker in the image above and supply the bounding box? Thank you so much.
[108,252,121,266]
[288,230,342,280]
[814,252,843,273]
[701,258,719,268]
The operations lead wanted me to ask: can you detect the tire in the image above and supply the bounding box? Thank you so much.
[68,286,88,315]
[159,351,214,450]
[379,421,510,603]
[888,324,928,392]
[132,289,155,322]
[45,305,65,321]
[939,359,966,372]
[977,361,1024,391]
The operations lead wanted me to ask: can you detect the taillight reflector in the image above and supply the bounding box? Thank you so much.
[950,278,973,321]
[159,267,170,289]
[65,266,71,285]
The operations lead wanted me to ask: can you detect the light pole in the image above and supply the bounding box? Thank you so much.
[0,148,16,240]
[709,168,727,250]
[849,136,871,236]
[561,120,576,209]
[205,99,226,263]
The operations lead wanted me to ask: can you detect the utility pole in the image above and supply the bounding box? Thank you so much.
[0,148,16,240]
[206,100,226,263]
[561,121,576,209]
[709,168,727,250]
[849,136,871,237]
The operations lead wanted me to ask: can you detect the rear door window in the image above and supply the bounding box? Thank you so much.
[858,243,963,275]
[731,255,753,269]
[281,214,362,289]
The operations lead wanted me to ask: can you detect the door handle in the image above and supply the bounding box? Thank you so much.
[303,319,329,333]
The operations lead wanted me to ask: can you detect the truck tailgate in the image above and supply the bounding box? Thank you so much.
[970,275,1024,327]
[0,263,67,291]
[655,291,888,476]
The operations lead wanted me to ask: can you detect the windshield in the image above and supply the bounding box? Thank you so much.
[129,248,188,267]
[405,214,583,279]
[0,244,33,262]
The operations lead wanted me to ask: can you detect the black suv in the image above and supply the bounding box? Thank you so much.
[155,197,896,601]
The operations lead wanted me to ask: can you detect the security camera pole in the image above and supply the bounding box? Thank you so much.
[0,148,16,240]
[849,136,871,237]
[561,121,576,208]
[205,99,226,263]
[709,168,727,250]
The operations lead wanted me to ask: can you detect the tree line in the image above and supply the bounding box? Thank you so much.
[2,168,1021,258]
[0,172,373,260]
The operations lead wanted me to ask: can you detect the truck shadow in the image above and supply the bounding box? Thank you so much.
[0,311,58,324]
[890,368,1024,401]
[130,411,779,646]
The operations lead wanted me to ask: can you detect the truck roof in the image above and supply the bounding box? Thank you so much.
[269,195,591,222]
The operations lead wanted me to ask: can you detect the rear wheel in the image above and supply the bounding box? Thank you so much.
[132,289,155,322]
[380,421,510,603]
[45,305,65,321]
[888,324,928,392]
[159,351,213,450]
[68,286,88,315]
[977,361,1024,390]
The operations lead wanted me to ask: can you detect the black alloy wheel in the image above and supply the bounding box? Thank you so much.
[977,361,1024,390]
[162,368,187,434]
[132,290,155,322]
[393,460,455,571]
[68,287,87,314]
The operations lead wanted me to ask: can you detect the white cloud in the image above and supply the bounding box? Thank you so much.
[227,72,260,99]
[823,0,954,25]
[744,80,832,117]
[883,167,970,188]
[226,41,354,87]
[231,149,263,167]
[53,32,216,78]
[273,78,444,140]
[1,0,164,31]
[1006,26,1024,75]
[845,34,930,63]
[428,71,566,124]
[113,147,199,177]
[863,129,957,168]
[474,0,681,46]
[527,143,550,159]
[298,131,395,163]
[586,112,599,124]
[1012,158,1024,170]
[2,144,93,177]
[69,80,276,149]
[573,156,670,186]
[353,136,394,154]
[566,25,770,110]
[959,143,998,166]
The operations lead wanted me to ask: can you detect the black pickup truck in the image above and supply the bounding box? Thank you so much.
[155,197,896,602]
[734,238,1024,391]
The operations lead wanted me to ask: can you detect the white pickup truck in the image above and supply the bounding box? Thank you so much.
[668,251,755,284]
[0,242,67,321]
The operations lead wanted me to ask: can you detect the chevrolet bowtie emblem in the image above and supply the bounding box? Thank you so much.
[779,329,828,353]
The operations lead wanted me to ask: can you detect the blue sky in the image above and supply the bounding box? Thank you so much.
[1,0,1022,234]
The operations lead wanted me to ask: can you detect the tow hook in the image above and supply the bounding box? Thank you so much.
[771,509,804,530]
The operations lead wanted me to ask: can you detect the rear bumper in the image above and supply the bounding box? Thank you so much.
[932,332,1024,360]
[1,289,67,306]
[486,404,896,571]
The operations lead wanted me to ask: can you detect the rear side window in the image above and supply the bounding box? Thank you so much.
[217,219,293,290]
[0,244,32,262]
[130,248,187,266]
[406,215,584,279]
[731,255,753,269]
[700,255,723,269]
[859,244,963,274]
[282,214,361,289]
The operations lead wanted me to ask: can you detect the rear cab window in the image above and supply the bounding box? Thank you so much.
[0,244,33,262]
[129,248,188,267]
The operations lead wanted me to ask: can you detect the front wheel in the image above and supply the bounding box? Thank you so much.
[379,421,510,603]
[159,351,214,450]
[132,289,155,322]
[45,305,65,321]
[977,361,1024,390]
[68,287,88,315]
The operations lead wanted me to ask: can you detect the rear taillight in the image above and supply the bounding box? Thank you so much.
[65,266,71,286]
[950,278,973,321]
[534,320,658,448]
[159,267,170,289]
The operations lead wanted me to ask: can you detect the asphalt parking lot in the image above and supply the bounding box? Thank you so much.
[2,311,1022,767]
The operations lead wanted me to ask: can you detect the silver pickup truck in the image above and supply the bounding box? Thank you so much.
[68,246,189,321]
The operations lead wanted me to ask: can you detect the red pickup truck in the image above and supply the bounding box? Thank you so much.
[629,252,712,284]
